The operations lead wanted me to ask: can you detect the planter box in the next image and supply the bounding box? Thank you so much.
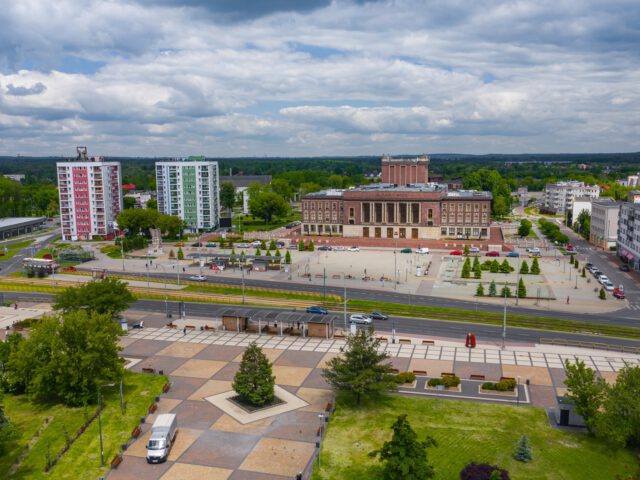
[479,386,517,396]
[425,384,462,392]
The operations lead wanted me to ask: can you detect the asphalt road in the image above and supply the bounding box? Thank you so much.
[0,231,60,276]
[3,292,640,349]
[79,267,640,328]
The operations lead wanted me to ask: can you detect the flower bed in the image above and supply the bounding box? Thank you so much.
[394,371,417,388]
[426,375,462,391]
[479,379,517,396]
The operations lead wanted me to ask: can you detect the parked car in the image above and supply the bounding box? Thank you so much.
[602,281,615,291]
[206,242,218,247]
[191,242,203,247]
[318,245,332,251]
[189,275,207,282]
[613,288,626,299]
[400,248,412,253]
[276,241,286,248]
[506,252,520,258]
[598,274,610,284]
[306,306,328,315]
[211,265,225,271]
[349,314,372,324]
[486,251,500,257]
[620,264,630,272]
[236,242,251,248]
[250,240,263,247]
[334,246,346,251]
[348,246,360,252]
[61,266,77,272]
[369,311,389,321]
[287,243,299,249]
[469,247,480,254]
[146,414,178,464]
[415,247,430,254]
[449,250,463,256]
[285,221,302,229]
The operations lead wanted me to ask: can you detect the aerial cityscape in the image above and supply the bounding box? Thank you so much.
[1,1,640,480]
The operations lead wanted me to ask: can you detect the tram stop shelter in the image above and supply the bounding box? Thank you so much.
[219,307,336,339]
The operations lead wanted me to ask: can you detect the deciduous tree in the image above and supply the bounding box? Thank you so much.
[248,190,289,223]
[564,359,606,433]
[597,365,640,447]
[53,278,135,318]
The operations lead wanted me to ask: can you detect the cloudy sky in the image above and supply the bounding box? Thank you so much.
[0,0,639,157]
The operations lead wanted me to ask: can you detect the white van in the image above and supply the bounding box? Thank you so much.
[146,414,178,464]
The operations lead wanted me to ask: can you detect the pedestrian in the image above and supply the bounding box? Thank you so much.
[14,302,18,310]
[566,296,570,304]
[183,326,187,335]
[182,267,185,273]
[145,263,148,269]
[297,321,300,330]
[150,259,152,265]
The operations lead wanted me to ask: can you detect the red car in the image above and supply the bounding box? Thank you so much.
[486,251,500,257]
[613,288,625,299]
[567,245,575,251]
[61,266,77,272]
[449,250,463,256]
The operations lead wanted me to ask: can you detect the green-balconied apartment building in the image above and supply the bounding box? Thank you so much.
[155,156,220,232]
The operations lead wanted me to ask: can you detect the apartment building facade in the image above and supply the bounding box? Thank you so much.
[590,199,619,250]
[56,148,122,241]
[155,157,220,232]
[543,181,600,215]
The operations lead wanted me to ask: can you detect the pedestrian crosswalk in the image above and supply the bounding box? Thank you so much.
[627,303,640,311]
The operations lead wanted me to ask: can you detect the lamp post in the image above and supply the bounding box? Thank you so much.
[502,287,507,350]
[158,265,169,317]
[97,383,116,467]
[241,266,246,305]
[516,375,521,406]
[515,258,521,306]
[343,272,348,332]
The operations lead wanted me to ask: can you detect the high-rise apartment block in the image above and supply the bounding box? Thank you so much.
[543,181,600,215]
[155,157,220,231]
[56,147,122,241]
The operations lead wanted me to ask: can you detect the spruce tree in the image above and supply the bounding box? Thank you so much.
[472,256,480,270]
[574,259,579,270]
[519,261,529,274]
[298,239,305,251]
[513,435,533,463]
[269,239,277,250]
[308,240,315,252]
[232,342,276,407]
[255,248,261,256]
[476,283,485,296]
[599,288,606,300]
[489,280,497,297]
[490,260,499,273]
[530,257,541,274]
[219,237,225,249]
[261,240,267,249]
[581,267,586,277]
[569,254,574,266]
[177,247,184,260]
[369,414,437,479]
[500,259,511,273]
[461,257,471,278]
[463,244,470,257]
[284,250,291,264]
[500,285,512,298]
[517,278,527,298]
[169,249,175,259]
[473,261,482,279]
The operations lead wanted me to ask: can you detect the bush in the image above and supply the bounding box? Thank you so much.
[476,283,485,296]
[427,378,442,387]
[513,435,533,463]
[481,379,516,391]
[428,376,460,388]
[460,462,511,480]
[395,371,417,384]
[599,288,606,300]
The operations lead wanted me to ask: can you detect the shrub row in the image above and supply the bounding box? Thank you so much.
[427,375,461,388]
[394,371,417,384]
[481,379,517,391]
[538,218,569,244]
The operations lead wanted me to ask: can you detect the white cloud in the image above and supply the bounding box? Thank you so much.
[0,0,638,155]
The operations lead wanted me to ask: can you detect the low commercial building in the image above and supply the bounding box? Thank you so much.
[590,199,620,250]
[0,217,47,240]
[543,181,600,215]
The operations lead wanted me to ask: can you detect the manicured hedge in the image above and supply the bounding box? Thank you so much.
[481,379,517,391]
[427,375,461,388]
[395,371,417,384]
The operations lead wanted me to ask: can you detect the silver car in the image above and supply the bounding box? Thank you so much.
[349,314,372,324]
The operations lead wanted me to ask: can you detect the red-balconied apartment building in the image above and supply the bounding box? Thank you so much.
[301,155,492,240]
[57,147,123,241]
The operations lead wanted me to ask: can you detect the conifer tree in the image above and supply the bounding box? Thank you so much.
[489,280,497,297]
[530,257,541,274]
[476,283,485,296]
[461,257,472,278]
[232,342,276,407]
[519,260,529,275]
[513,435,533,463]
[517,278,527,298]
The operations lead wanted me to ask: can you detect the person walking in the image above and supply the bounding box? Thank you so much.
[183,326,187,335]
[566,296,570,304]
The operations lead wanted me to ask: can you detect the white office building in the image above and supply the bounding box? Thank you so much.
[590,199,619,250]
[543,181,600,215]
[155,157,220,232]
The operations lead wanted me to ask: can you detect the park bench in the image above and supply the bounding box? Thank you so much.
[332,274,342,279]
[148,403,158,414]
[110,454,123,469]
[166,322,177,328]
[500,376,516,382]
[421,340,435,345]
[162,383,171,393]
[204,325,215,331]
[389,368,400,374]
[142,367,156,374]
[470,374,486,381]
[412,370,427,375]
[131,426,142,439]
[185,325,196,330]
[441,372,456,377]
[377,336,388,343]
[399,338,411,344]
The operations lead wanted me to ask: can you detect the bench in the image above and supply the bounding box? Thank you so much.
[377,336,388,343]
[204,325,215,331]
[412,370,427,375]
[185,325,196,330]
[470,374,486,381]
[399,339,411,344]
[162,383,171,393]
[389,368,400,374]
[315,274,324,278]
[441,372,456,377]
[500,376,516,382]
[332,274,342,279]
[148,403,158,414]
[110,454,123,469]
[142,367,156,374]
[131,426,142,439]
[166,322,177,328]
[325,402,333,412]
[421,340,435,345]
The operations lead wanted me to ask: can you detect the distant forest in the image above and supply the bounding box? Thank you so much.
[1,152,639,218]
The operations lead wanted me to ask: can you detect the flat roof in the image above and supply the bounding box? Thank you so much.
[0,217,47,231]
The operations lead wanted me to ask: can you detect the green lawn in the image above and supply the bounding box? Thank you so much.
[235,214,299,233]
[0,240,35,260]
[1,370,167,479]
[313,395,639,480]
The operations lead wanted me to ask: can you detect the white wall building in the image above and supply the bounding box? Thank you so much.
[56,148,122,241]
[155,157,220,232]
[543,181,600,215]
[590,199,619,250]
[571,197,593,224]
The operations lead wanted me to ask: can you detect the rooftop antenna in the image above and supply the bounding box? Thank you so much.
[76,146,88,161]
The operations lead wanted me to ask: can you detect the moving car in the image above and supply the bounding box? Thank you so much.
[348,246,360,252]
[250,240,263,247]
[400,248,412,254]
[567,245,575,251]
[449,250,463,256]
[191,242,203,247]
[318,245,332,251]
[613,288,626,299]
[486,251,500,257]
[285,221,302,229]
[620,264,630,272]
[306,306,328,315]
[349,314,372,325]
[147,414,178,464]
[415,247,430,254]
[189,275,207,282]
[369,311,389,321]
[211,265,225,271]
[506,252,520,258]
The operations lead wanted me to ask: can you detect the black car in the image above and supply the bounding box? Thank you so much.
[318,245,332,251]
[369,311,389,321]
[620,264,630,272]
[191,242,203,247]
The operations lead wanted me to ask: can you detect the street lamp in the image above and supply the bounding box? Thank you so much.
[516,376,521,406]
[158,265,169,317]
[502,287,507,350]
[97,383,116,467]
[241,265,246,304]
[343,272,348,332]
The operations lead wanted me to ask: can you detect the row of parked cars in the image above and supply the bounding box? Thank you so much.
[305,306,389,324]
[586,263,624,298]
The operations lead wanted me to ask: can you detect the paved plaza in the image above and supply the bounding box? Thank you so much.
[108,311,640,479]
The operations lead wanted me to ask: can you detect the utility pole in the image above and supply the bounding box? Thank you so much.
[323,267,326,302]
[241,266,245,304]
[502,288,507,350]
